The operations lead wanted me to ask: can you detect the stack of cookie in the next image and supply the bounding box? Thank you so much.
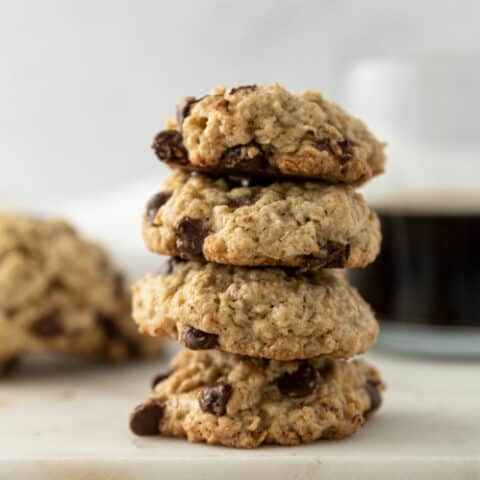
[129,84,386,448]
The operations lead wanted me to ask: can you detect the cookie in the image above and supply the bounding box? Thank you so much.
[132,260,378,360]
[152,84,385,185]
[142,172,381,270]
[129,349,385,448]
[0,213,162,372]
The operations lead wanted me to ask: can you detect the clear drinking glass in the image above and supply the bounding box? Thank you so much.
[338,55,480,358]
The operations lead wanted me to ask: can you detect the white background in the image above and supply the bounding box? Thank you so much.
[2,0,480,209]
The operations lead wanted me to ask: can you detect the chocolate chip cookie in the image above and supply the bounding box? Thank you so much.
[142,172,381,270]
[129,349,385,448]
[0,213,162,373]
[132,260,378,360]
[153,84,386,184]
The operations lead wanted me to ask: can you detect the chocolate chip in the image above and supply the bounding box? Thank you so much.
[276,362,318,398]
[220,143,268,173]
[315,138,356,164]
[229,85,257,95]
[0,356,19,376]
[174,217,209,258]
[199,382,232,416]
[129,401,164,436]
[97,314,122,339]
[315,139,331,152]
[145,191,172,225]
[151,369,174,390]
[162,147,279,179]
[337,140,355,164]
[183,326,219,350]
[323,242,351,267]
[364,379,382,415]
[30,312,63,337]
[152,130,188,165]
[296,242,351,272]
[226,195,257,209]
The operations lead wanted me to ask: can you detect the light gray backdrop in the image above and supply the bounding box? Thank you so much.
[1,0,479,208]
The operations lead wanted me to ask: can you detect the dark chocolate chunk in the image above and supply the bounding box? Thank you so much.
[315,138,356,164]
[296,242,351,273]
[229,85,258,95]
[152,130,188,165]
[129,401,164,436]
[364,379,382,415]
[199,382,232,416]
[183,326,219,350]
[323,242,351,267]
[337,140,355,164]
[97,314,122,339]
[276,362,318,398]
[174,217,209,258]
[220,143,268,173]
[145,191,172,225]
[151,369,174,390]
[315,139,331,152]
[30,312,63,337]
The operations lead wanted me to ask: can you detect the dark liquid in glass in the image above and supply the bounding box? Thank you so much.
[349,203,480,327]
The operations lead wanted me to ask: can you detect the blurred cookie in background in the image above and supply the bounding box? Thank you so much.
[0,213,163,375]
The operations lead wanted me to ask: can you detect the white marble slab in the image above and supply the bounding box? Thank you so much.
[0,350,479,479]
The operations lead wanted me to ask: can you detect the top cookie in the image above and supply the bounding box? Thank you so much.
[153,83,386,184]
